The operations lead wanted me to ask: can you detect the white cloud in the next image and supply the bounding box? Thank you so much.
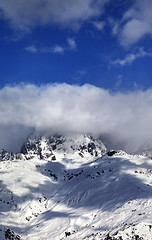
[92,21,105,31]
[109,18,119,35]
[0,0,110,32]
[67,38,76,50]
[51,45,64,54]
[119,0,152,47]
[115,75,122,88]
[25,39,77,54]
[1,83,152,154]
[25,45,38,53]
[112,48,152,66]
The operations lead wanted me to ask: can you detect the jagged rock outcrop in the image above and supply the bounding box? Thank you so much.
[5,228,21,240]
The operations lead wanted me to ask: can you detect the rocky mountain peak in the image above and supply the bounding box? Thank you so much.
[21,133,107,160]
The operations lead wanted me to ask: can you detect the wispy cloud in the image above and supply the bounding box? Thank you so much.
[51,45,64,54]
[109,18,119,35]
[92,21,105,31]
[67,38,76,50]
[1,83,152,153]
[25,45,38,53]
[25,38,77,55]
[112,48,152,66]
[115,75,123,89]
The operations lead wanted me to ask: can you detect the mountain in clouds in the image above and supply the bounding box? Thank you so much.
[20,134,107,159]
[0,133,152,240]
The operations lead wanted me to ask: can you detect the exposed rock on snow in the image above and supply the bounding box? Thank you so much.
[0,134,152,239]
[5,228,21,240]
[21,134,106,160]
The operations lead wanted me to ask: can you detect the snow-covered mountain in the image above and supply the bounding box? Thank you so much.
[0,134,152,240]
[21,134,106,159]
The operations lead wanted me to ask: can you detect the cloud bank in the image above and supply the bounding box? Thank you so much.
[0,0,109,31]
[1,83,152,153]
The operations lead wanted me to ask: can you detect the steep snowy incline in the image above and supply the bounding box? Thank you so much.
[0,135,152,239]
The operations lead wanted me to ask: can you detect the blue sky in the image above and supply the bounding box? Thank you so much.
[0,0,152,91]
[1,0,152,152]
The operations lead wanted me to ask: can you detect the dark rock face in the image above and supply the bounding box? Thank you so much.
[0,149,15,161]
[20,137,53,160]
[21,138,42,155]
[104,233,123,240]
[5,228,21,240]
[20,144,27,155]
[88,142,96,155]
[107,150,117,157]
[65,231,71,237]
[51,155,56,161]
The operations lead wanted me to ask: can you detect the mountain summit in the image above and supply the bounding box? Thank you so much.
[21,134,107,159]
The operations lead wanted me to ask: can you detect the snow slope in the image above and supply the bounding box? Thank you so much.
[0,134,152,240]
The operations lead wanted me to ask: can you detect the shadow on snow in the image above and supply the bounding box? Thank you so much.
[0,153,152,237]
